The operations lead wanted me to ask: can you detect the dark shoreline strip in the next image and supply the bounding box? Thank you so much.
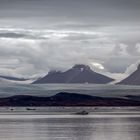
[0,92,140,107]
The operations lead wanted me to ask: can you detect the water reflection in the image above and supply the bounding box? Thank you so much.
[0,114,140,140]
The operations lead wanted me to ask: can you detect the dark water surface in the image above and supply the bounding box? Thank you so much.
[0,109,140,140]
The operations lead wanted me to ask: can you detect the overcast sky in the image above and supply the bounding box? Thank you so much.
[0,0,140,80]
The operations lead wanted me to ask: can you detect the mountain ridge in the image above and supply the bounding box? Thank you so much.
[0,92,140,106]
[33,64,114,84]
[118,64,140,85]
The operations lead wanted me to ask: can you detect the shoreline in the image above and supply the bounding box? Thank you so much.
[0,92,140,107]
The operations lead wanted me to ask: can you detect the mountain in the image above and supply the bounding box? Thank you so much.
[0,92,140,106]
[33,64,114,84]
[118,64,140,85]
[125,95,140,101]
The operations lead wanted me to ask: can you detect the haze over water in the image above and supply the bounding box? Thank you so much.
[0,84,140,98]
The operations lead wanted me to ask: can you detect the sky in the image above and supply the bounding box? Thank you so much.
[0,0,140,80]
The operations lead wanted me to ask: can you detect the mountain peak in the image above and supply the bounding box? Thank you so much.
[72,64,90,69]
[72,64,91,72]
[33,64,114,84]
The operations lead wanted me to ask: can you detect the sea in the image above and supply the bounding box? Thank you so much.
[0,108,140,140]
[0,84,140,140]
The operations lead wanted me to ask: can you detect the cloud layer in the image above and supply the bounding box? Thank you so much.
[0,0,140,80]
[0,27,139,81]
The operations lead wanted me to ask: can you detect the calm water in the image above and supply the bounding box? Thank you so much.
[0,84,140,139]
[0,109,140,140]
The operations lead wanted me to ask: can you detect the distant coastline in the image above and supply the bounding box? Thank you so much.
[0,92,140,107]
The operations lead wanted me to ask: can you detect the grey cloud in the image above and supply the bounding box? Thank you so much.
[111,42,140,57]
[111,44,125,56]
[0,29,48,39]
[0,0,140,29]
[51,22,110,30]
[0,28,108,42]
[0,33,28,39]
[0,0,140,80]
[105,43,140,73]
[125,43,140,56]
[104,57,138,73]
[62,33,102,41]
[0,27,140,79]
[0,32,113,78]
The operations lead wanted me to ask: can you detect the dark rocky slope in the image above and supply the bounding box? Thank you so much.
[118,64,140,85]
[33,64,114,84]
